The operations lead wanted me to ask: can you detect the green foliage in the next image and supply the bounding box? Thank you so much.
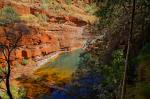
[79,0,150,98]
[102,49,124,85]
[95,49,124,99]
[40,0,49,3]
[85,3,97,15]
[126,43,150,99]
[75,49,124,99]
[137,43,150,82]
[0,6,20,25]
[65,0,72,5]
[39,0,49,10]
[17,87,27,99]
[136,83,150,99]
[0,64,8,74]
[127,79,150,99]
[95,0,123,17]
[138,43,150,62]
[22,58,28,65]
[0,86,27,99]
[20,14,39,23]
[35,13,48,23]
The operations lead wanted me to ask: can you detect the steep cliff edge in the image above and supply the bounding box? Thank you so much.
[0,0,97,62]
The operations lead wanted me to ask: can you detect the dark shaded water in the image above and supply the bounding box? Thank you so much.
[51,73,101,99]
[40,49,101,99]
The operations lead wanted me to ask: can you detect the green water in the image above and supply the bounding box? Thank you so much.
[37,49,84,73]
[48,49,83,70]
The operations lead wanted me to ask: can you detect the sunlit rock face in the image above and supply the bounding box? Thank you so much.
[0,0,30,15]
[11,4,31,15]
[11,23,86,60]
[0,24,86,62]
[0,0,91,64]
[72,0,92,4]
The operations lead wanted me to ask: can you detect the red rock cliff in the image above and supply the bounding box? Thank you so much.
[0,0,93,63]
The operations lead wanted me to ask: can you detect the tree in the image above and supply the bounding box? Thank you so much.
[0,6,29,99]
[76,0,150,98]
[0,23,29,99]
[121,0,136,99]
[0,6,19,25]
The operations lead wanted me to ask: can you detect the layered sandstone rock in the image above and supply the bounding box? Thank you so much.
[0,0,91,65]
[11,4,30,15]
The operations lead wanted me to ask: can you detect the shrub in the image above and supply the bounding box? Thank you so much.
[39,0,49,10]
[0,6,20,25]
[22,58,28,65]
[85,3,98,15]
[66,0,72,5]
[35,13,48,23]
[0,85,27,99]
[20,14,39,23]
[137,43,150,62]
[135,83,150,99]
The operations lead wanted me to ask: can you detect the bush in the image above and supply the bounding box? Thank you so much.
[66,0,72,5]
[38,0,49,10]
[40,0,49,4]
[22,58,28,65]
[0,6,20,25]
[20,14,39,23]
[85,3,97,15]
[35,13,48,23]
[0,85,27,99]
[138,43,150,62]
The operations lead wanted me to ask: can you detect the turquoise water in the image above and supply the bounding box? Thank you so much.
[48,49,83,71]
[38,49,102,99]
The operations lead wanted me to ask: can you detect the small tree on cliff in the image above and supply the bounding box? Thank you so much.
[0,6,29,99]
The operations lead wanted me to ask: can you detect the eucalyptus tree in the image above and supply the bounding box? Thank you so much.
[0,6,29,99]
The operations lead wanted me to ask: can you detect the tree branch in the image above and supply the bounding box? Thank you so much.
[10,32,22,53]
[121,0,136,99]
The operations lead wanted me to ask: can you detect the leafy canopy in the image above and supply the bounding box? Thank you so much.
[0,6,20,25]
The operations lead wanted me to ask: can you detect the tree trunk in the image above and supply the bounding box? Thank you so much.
[6,59,13,99]
[121,0,136,99]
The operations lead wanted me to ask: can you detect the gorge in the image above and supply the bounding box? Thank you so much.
[0,0,97,98]
[1,0,149,99]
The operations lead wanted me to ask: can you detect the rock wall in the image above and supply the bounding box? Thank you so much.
[0,0,89,64]
[0,23,86,62]
[73,0,92,4]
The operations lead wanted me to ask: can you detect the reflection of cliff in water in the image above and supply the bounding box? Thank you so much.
[48,49,102,99]
[46,49,102,99]
[48,49,84,71]
[17,49,102,99]
[51,73,102,99]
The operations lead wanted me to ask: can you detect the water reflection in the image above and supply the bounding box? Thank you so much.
[48,49,84,71]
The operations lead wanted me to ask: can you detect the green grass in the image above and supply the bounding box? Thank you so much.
[22,58,28,65]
